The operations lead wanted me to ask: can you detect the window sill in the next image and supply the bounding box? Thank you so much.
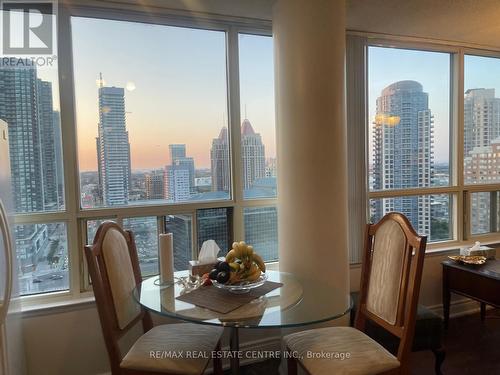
[19,294,96,318]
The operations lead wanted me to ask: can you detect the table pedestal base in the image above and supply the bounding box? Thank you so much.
[229,327,240,375]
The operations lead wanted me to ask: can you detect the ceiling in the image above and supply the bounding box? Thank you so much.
[66,0,500,48]
[347,0,500,48]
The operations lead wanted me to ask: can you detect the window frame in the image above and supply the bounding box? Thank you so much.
[17,3,276,306]
[360,35,500,258]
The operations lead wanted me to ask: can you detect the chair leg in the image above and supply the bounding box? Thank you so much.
[213,340,223,375]
[431,348,446,375]
[287,348,298,375]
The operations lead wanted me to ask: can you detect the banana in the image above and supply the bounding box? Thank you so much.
[246,268,261,282]
[229,271,241,284]
[226,249,236,263]
[252,253,266,272]
[246,245,254,257]
[229,262,239,271]
[240,244,248,258]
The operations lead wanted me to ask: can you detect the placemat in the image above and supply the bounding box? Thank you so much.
[176,281,283,314]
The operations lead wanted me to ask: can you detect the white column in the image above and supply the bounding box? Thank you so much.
[274,0,349,295]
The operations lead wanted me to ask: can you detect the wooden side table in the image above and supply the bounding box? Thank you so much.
[442,259,500,328]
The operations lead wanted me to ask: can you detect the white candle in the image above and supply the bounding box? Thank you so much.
[159,233,174,284]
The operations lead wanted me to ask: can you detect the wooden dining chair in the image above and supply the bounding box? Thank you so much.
[283,212,427,375]
[84,221,224,375]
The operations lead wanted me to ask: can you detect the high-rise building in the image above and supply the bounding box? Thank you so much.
[165,214,193,271]
[0,64,62,275]
[0,66,44,213]
[372,80,434,235]
[265,157,277,178]
[464,88,500,156]
[96,76,131,206]
[37,79,60,210]
[197,208,229,254]
[145,169,165,200]
[241,119,266,189]
[210,127,230,192]
[165,164,190,202]
[169,144,186,161]
[53,111,64,205]
[164,144,195,201]
[169,144,195,192]
[244,206,278,262]
[463,88,500,234]
[464,139,500,233]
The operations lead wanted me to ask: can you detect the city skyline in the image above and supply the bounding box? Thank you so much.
[72,18,277,171]
[84,74,276,208]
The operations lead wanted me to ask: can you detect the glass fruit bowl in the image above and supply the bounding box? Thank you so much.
[212,273,268,294]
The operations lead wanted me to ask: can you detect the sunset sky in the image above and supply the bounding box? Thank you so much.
[70,17,276,172]
[38,19,500,173]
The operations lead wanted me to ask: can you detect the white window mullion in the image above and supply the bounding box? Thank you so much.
[227,27,244,241]
[57,4,81,298]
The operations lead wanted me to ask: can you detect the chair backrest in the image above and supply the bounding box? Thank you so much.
[355,212,426,368]
[84,221,152,373]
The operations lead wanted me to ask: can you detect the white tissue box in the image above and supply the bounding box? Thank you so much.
[460,246,496,259]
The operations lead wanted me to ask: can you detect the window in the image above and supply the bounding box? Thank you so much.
[360,42,500,263]
[238,34,277,199]
[165,214,193,272]
[469,192,500,235]
[1,44,67,295]
[72,17,230,208]
[244,206,278,262]
[463,55,500,237]
[370,194,452,242]
[367,46,452,241]
[123,217,159,276]
[0,8,277,302]
[15,223,68,296]
[68,18,277,299]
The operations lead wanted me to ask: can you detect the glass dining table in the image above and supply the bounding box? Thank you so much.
[133,270,351,375]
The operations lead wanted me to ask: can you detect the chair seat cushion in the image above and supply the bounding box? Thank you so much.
[121,323,223,374]
[284,326,400,375]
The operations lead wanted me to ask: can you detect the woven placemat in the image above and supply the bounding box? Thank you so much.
[176,281,283,314]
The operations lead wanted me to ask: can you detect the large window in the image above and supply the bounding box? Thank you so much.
[368,46,452,242]
[463,55,500,236]
[72,17,230,208]
[68,18,276,296]
[0,45,68,294]
[363,43,500,258]
[0,8,277,301]
[238,34,277,200]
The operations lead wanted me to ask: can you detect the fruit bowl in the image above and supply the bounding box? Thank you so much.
[212,273,268,294]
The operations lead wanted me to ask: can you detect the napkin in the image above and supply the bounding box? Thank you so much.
[470,241,481,251]
[198,239,220,263]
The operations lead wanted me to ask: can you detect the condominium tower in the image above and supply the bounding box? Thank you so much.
[210,127,230,192]
[463,88,500,233]
[96,77,131,206]
[241,119,266,189]
[372,80,434,235]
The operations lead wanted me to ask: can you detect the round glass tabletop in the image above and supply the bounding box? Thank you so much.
[134,270,351,328]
